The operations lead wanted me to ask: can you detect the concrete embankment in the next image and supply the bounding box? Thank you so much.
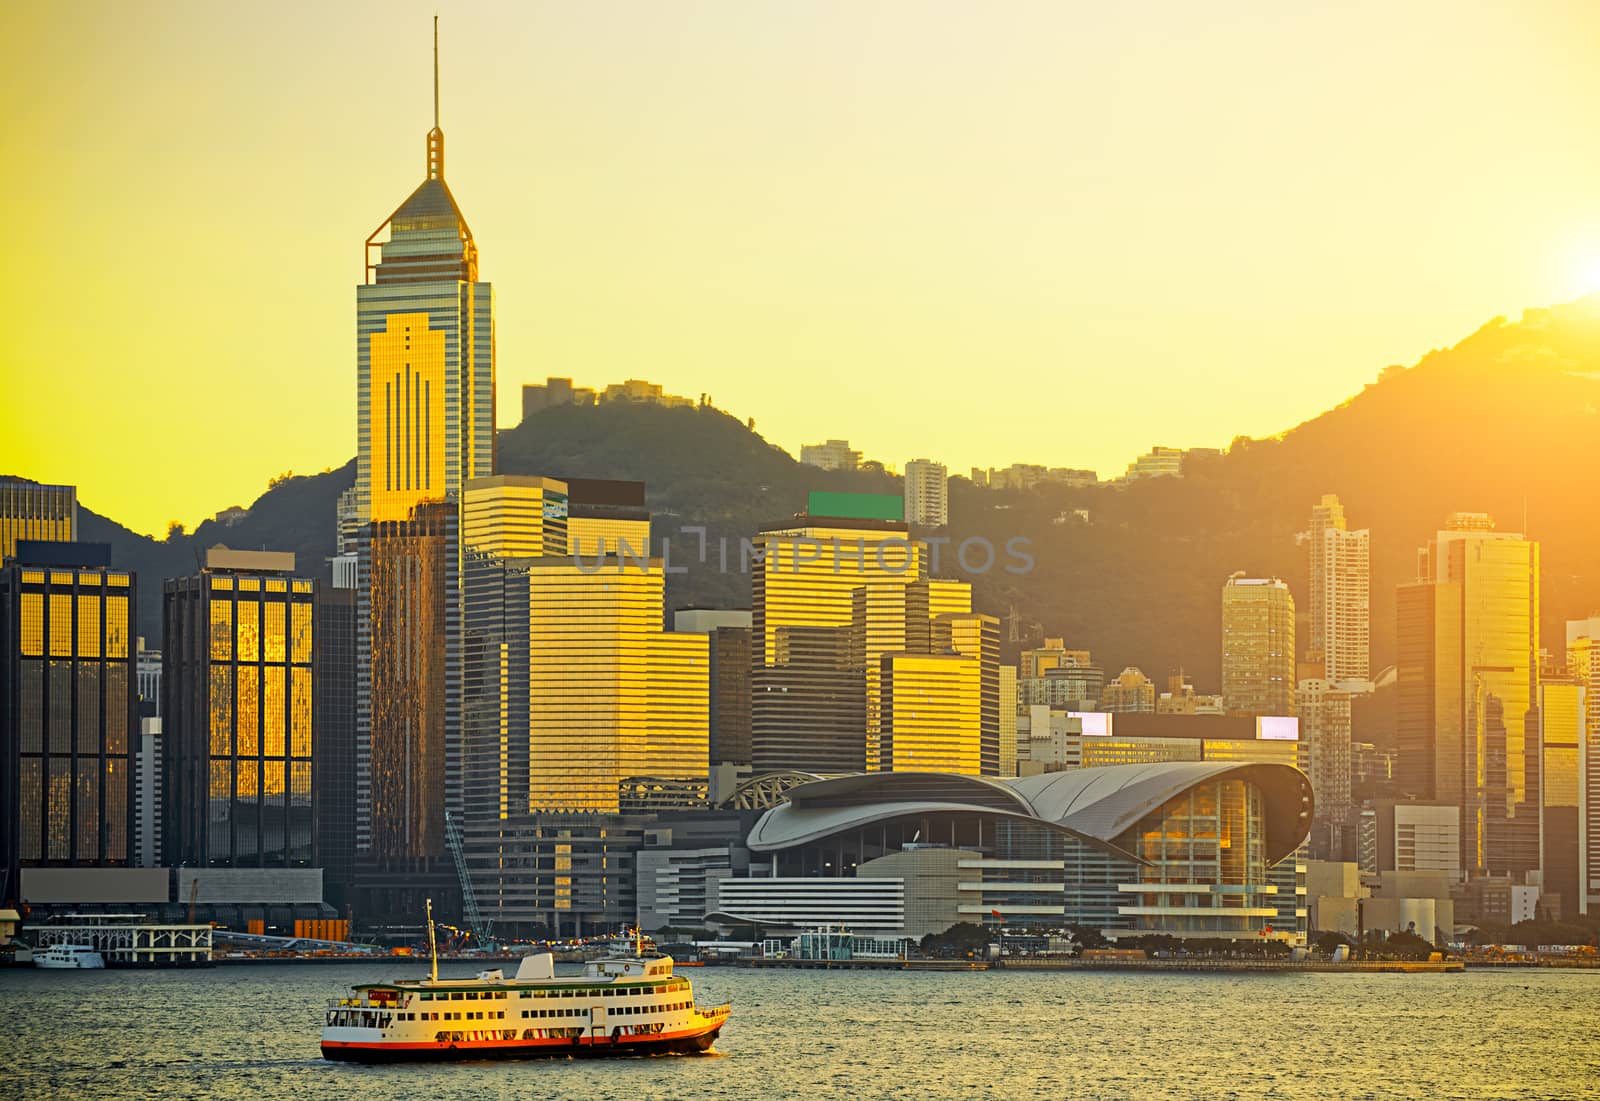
[997,957,1464,974]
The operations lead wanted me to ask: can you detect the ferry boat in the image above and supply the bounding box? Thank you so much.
[35,944,107,969]
[320,903,730,1062]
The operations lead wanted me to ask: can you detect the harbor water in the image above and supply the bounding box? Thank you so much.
[4,963,1598,1100]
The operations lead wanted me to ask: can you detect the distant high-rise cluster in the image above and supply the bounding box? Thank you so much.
[520,376,701,421]
[750,492,996,778]
[798,438,861,472]
[971,464,1096,491]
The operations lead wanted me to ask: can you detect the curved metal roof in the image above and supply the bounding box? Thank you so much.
[1007,761,1313,865]
[717,770,828,811]
[747,762,1313,865]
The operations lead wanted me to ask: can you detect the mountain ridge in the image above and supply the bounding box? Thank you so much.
[48,295,1600,686]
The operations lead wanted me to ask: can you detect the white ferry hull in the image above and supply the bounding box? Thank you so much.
[321,1018,724,1062]
[319,949,729,1063]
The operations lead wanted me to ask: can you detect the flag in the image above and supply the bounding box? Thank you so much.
[991,909,1007,923]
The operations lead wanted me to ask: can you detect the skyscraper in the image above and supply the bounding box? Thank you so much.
[1568,615,1600,913]
[353,24,492,918]
[0,480,77,560]
[902,459,949,527]
[998,665,1018,778]
[162,548,316,868]
[1221,574,1296,716]
[1,541,136,900]
[853,577,970,771]
[1396,514,1539,874]
[1306,494,1371,689]
[933,610,1000,775]
[461,483,708,816]
[1297,677,1353,860]
[522,556,709,813]
[314,587,357,909]
[1538,677,1584,916]
[752,495,925,773]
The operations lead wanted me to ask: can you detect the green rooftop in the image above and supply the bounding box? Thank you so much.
[807,491,903,522]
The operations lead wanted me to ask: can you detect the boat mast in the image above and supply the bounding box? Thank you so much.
[426,897,438,984]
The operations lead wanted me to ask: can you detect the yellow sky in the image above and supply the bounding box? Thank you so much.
[3,0,1600,536]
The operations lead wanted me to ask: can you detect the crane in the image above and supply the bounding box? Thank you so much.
[444,811,494,949]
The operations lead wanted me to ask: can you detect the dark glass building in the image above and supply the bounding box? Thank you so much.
[355,503,461,925]
[0,541,136,903]
[162,548,316,868]
[709,626,752,767]
[315,587,358,909]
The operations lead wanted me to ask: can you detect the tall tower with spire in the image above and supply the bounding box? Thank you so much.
[353,20,493,919]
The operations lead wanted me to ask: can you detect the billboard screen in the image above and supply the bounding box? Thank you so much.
[1068,711,1112,736]
[1257,716,1300,741]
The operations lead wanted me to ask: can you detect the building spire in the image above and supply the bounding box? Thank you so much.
[427,15,444,179]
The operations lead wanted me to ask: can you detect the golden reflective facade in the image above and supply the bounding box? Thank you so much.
[1570,624,1600,913]
[163,561,315,867]
[880,652,980,774]
[367,313,449,523]
[355,113,494,525]
[853,580,970,770]
[1540,681,1584,913]
[463,475,569,559]
[1080,738,1200,768]
[0,480,77,560]
[3,554,134,874]
[1221,575,1296,716]
[524,557,708,814]
[934,611,1000,775]
[567,516,651,559]
[1541,682,1583,808]
[755,524,925,664]
[752,520,925,773]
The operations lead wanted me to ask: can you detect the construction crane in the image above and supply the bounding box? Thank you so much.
[444,811,494,949]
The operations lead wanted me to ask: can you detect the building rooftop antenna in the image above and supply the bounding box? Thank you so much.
[426,16,445,180]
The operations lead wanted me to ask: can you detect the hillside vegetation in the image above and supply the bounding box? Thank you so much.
[69,297,1600,688]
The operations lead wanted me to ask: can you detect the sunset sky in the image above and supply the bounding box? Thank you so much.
[4,0,1600,536]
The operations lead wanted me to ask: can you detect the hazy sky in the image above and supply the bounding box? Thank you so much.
[4,1,1600,536]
